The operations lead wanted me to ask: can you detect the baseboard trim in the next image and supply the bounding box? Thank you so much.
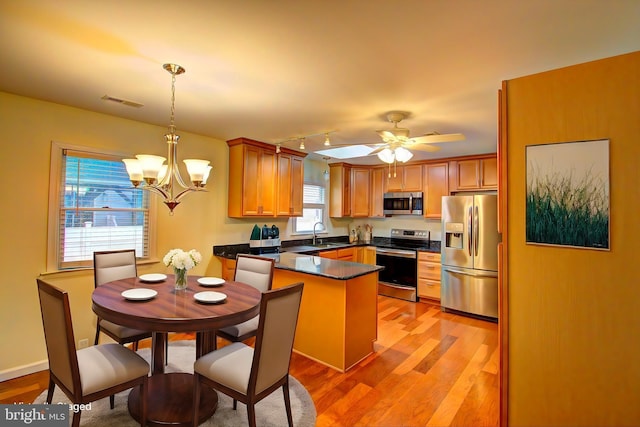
[0,360,48,382]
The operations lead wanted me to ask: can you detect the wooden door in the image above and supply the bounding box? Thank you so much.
[276,154,304,216]
[424,163,449,218]
[480,157,498,189]
[351,168,371,217]
[403,164,423,191]
[370,167,385,217]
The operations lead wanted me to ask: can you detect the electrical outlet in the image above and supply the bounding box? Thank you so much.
[78,339,89,349]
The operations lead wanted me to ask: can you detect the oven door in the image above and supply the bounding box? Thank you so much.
[376,247,418,302]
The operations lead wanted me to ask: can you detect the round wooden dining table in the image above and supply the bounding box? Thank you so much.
[92,274,261,427]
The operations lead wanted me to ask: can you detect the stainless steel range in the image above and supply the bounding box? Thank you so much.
[376,228,430,302]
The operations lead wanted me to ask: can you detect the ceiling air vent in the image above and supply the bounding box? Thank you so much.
[101,95,144,108]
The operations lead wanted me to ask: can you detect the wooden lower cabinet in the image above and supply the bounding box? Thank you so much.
[417,251,441,301]
[356,246,376,265]
[272,268,378,372]
[319,247,355,261]
[219,258,237,281]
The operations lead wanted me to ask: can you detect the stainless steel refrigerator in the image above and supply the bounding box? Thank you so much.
[441,195,499,320]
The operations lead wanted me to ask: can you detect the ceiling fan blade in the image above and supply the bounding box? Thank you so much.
[411,133,466,144]
[405,143,441,152]
[376,130,398,142]
[367,145,389,156]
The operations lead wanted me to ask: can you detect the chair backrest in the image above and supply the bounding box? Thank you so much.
[93,249,137,287]
[36,279,81,399]
[249,282,304,395]
[234,254,275,293]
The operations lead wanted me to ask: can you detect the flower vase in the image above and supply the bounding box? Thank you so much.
[174,268,188,291]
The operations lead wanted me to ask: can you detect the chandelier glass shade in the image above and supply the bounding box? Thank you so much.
[377,146,414,164]
[123,64,211,214]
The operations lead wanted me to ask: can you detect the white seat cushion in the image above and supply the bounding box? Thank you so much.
[194,342,253,394]
[77,343,149,395]
[99,319,148,340]
[217,315,259,338]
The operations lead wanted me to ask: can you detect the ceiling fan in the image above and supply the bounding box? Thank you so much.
[370,111,465,164]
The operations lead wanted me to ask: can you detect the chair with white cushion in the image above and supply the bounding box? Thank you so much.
[93,249,152,350]
[37,278,149,427]
[193,282,304,427]
[215,254,275,343]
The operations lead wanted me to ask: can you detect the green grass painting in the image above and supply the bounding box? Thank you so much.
[526,140,609,250]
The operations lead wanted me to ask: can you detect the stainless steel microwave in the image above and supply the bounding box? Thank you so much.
[383,192,423,215]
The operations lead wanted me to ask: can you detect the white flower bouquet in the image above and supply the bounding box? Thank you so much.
[163,248,202,290]
[163,248,202,270]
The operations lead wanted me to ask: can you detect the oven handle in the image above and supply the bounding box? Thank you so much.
[376,247,417,259]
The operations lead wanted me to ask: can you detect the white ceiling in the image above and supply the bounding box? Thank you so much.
[1,0,639,164]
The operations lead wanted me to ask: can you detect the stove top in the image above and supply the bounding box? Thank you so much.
[375,229,431,251]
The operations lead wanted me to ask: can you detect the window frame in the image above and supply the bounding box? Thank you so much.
[293,181,327,234]
[46,141,158,272]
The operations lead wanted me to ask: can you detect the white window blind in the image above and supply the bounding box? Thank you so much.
[294,183,326,233]
[54,148,150,269]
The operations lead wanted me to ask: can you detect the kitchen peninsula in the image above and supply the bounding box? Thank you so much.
[214,248,383,372]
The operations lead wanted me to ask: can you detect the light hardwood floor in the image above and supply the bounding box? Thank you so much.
[0,296,499,427]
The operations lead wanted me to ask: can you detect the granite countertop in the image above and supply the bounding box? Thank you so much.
[266,252,384,280]
[213,237,440,260]
[213,236,440,280]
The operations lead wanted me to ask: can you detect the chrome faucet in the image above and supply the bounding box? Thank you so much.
[313,221,324,245]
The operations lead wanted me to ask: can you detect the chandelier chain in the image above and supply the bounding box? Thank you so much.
[169,71,177,135]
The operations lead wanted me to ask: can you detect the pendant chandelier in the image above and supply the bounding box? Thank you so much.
[123,64,211,214]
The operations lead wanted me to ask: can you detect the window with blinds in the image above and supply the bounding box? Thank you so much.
[51,146,151,269]
[294,183,326,233]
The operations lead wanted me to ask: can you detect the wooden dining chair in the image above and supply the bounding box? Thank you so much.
[215,254,275,343]
[193,282,304,427]
[36,278,149,427]
[93,249,152,350]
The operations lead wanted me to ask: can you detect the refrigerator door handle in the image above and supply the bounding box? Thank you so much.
[474,205,479,256]
[443,266,499,278]
[468,206,473,256]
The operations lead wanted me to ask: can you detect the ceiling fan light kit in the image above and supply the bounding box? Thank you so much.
[268,110,463,164]
[123,63,211,214]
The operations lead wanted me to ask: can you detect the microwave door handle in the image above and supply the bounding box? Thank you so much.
[468,206,473,257]
[474,205,479,256]
[409,194,413,214]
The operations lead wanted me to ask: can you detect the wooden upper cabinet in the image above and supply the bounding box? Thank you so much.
[276,153,304,216]
[480,157,498,188]
[449,155,498,191]
[423,162,449,218]
[329,163,351,217]
[227,138,306,218]
[370,167,385,217]
[384,164,423,192]
[351,167,371,217]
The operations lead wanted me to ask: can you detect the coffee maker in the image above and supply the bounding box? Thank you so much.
[249,224,281,254]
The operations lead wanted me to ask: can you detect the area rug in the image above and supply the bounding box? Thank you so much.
[34,340,316,427]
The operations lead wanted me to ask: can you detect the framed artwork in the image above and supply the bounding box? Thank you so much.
[526,139,610,250]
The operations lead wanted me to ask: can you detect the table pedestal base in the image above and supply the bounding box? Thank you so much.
[128,373,217,427]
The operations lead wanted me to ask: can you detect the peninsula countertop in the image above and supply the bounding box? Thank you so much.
[271,252,383,280]
[226,251,380,280]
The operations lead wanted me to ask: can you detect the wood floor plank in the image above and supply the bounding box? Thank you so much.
[427,343,490,426]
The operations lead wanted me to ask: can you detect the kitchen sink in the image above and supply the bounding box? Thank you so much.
[311,243,340,249]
